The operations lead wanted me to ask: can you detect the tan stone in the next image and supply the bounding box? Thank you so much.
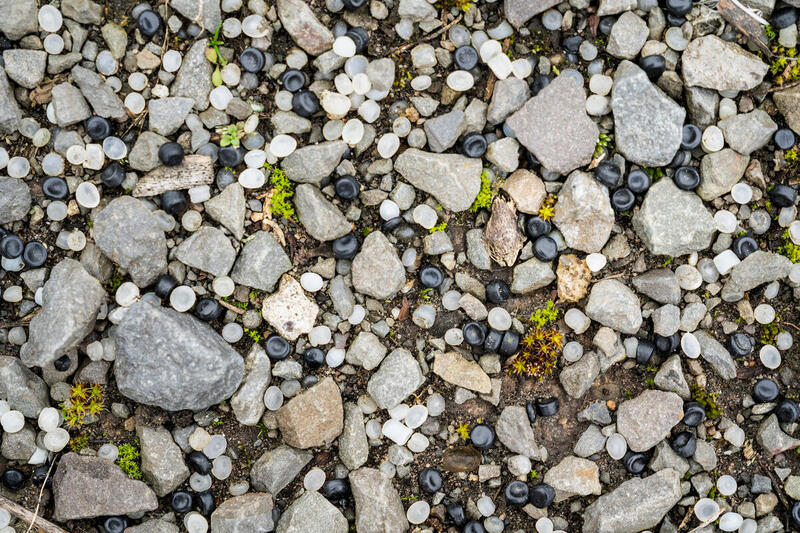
[556,254,591,302]
[502,169,546,214]
[432,352,491,394]
[262,274,319,341]
[276,377,343,449]
[484,196,524,267]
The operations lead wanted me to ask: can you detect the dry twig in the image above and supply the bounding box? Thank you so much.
[387,14,464,56]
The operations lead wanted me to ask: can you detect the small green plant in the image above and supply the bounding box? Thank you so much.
[244,328,262,343]
[663,256,674,266]
[470,170,494,213]
[765,24,777,42]
[419,287,433,301]
[222,296,248,310]
[511,304,564,381]
[264,164,296,220]
[70,434,89,452]
[529,469,539,480]
[691,384,721,419]
[760,321,784,345]
[768,45,800,85]
[537,196,556,221]
[530,300,559,328]
[778,230,800,263]
[442,0,473,12]
[108,269,124,292]
[429,222,447,233]
[455,422,470,440]
[218,124,243,147]
[785,148,798,165]
[61,383,106,428]
[642,167,665,181]
[117,442,142,480]
[593,133,613,158]
[361,226,372,236]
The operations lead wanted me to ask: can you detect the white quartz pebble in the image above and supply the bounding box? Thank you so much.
[606,433,627,460]
[681,332,701,358]
[38,5,63,32]
[377,133,400,158]
[585,253,606,272]
[407,501,430,524]
[300,272,324,292]
[116,282,140,307]
[44,428,70,452]
[303,467,326,490]
[0,411,24,433]
[382,419,413,445]
[170,286,196,312]
[38,407,60,432]
[270,135,297,158]
[76,182,100,208]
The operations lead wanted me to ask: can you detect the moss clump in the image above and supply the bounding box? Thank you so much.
[264,164,296,220]
[117,442,142,480]
[778,230,800,263]
[537,196,556,221]
[769,46,800,85]
[510,301,563,380]
[470,170,494,213]
[108,269,124,292]
[442,0,473,11]
[244,328,262,343]
[529,300,559,328]
[690,384,721,419]
[429,222,447,233]
[455,422,470,440]
[785,148,798,165]
[593,132,613,158]
[70,434,89,452]
[61,383,105,428]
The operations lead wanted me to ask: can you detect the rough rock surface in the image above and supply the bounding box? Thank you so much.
[276,0,334,55]
[544,455,602,501]
[294,184,352,242]
[553,171,615,253]
[0,356,50,418]
[367,348,425,409]
[352,231,406,300]
[231,344,271,426]
[230,231,292,292]
[697,149,749,201]
[616,390,684,451]
[262,275,319,341]
[681,35,768,91]
[394,148,482,212]
[584,279,642,334]
[250,445,312,495]
[277,490,348,533]
[174,226,236,277]
[276,377,343,449]
[136,425,190,497]
[210,493,275,533]
[281,141,348,185]
[433,352,492,394]
[349,468,409,533]
[495,405,546,460]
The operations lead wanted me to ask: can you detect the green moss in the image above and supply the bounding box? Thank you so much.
[117,442,142,480]
[264,164,296,220]
[70,434,89,452]
[593,133,613,158]
[219,124,243,147]
[785,148,798,165]
[244,328,262,343]
[529,300,559,328]
[441,0,473,11]
[769,46,800,85]
[778,230,800,263]
[642,167,665,181]
[428,222,447,233]
[222,296,248,310]
[470,170,494,213]
[61,383,105,428]
[690,384,721,419]
[108,269,124,292]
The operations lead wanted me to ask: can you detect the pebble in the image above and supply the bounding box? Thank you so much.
[407,500,430,524]
[487,307,512,331]
[759,345,781,369]
[606,433,627,459]
[754,303,775,324]
[694,498,720,522]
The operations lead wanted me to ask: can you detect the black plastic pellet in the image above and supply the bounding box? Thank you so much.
[528,483,555,508]
[673,166,700,190]
[281,69,306,92]
[100,162,126,188]
[483,328,503,353]
[240,47,266,73]
[418,467,443,493]
[158,141,185,166]
[504,480,529,505]
[611,188,636,211]
[594,161,621,188]
[536,397,559,416]
[86,116,112,140]
[498,329,520,357]
[0,234,23,259]
[265,335,291,360]
[332,233,359,259]
[195,298,224,322]
[460,132,487,158]
[469,423,495,448]
[292,89,319,117]
[335,175,360,200]
[533,236,557,262]
[524,216,551,240]
[627,169,651,194]
[454,46,479,70]
[42,176,69,200]
[639,54,666,81]
[753,378,780,403]
[154,274,179,299]
[485,280,510,304]
[137,9,162,37]
[682,401,706,427]
[681,124,702,150]
[304,347,325,368]
[22,241,47,268]
[160,189,188,217]
[463,321,487,346]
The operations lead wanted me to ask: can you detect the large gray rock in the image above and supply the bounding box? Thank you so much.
[632,269,681,305]
[352,231,406,300]
[211,493,275,533]
[171,39,213,110]
[367,348,425,409]
[345,331,387,370]
[697,149,749,201]
[276,0,334,55]
[0,357,49,418]
[136,425,190,497]
[2,49,45,88]
[93,196,168,286]
[0,177,31,223]
[757,414,800,456]
[511,258,556,294]
[71,65,126,119]
[487,78,530,125]
[231,344,271,426]
[681,35,768,91]
[230,231,291,292]
[294,184,351,242]
[171,0,221,33]
[112,300,244,411]
[585,279,642,334]
[560,351,600,398]
[339,403,369,470]
[53,453,158,521]
[724,251,793,294]
[148,97,195,136]
[504,0,561,27]
[276,377,343,449]
[0,0,37,40]
[632,179,715,257]
[281,141,348,185]
[582,469,682,533]
[250,445,312,495]
[0,70,21,133]
[774,84,800,134]
[544,455,601,501]
[694,330,737,380]
[424,110,466,153]
[606,12,648,59]
[717,110,777,155]
[205,182,246,240]
[349,468,409,533]
[394,148,482,212]
[495,406,546,460]
[61,0,103,23]
[129,131,169,172]
[553,171,615,253]
[175,226,236,277]
[617,390,683,451]
[612,61,685,166]
[506,75,598,175]
[277,490,347,533]
[51,82,91,126]
[654,354,691,399]
[20,259,105,367]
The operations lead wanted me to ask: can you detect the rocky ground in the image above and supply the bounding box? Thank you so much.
[0,0,799,532]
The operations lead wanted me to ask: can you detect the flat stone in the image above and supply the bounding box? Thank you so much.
[544,455,601,501]
[487,77,530,125]
[504,0,561,27]
[148,97,195,136]
[560,351,601,398]
[607,13,648,59]
[585,279,642,334]
[0,177,31,224]
[577,401,613,425]
[281,141,348,185]
[756,414,800,456]
[2,49,46,89]
[129,131,169,172]
[231,344,271,426]
[648,441,689,476]
[277,491,347,533]
[112,299,244,411]
[61,0,103,23]
[51,82,91,127]
[250,445,312,495]
[484,196,524,267]
[632,268,681,305]
[230,230,291,292]
[694,330,737,380]
[277,376,343,449]
[294,184,351,242]
[71,65,127,120]
[175,226,236,277]
[654,354,691,399]
[502,169,546,215]
[0,0,37,40]
[211,493,275,533]
[339,403,369,470]
[53,453,158,521]
[433,351,492,394]
[262,275,319,341]
[724,251,793,294]
[171,0,221,33]
[694,439,717,471]
[511,258,556,294]
[394,148,482,212]
[632,179,715,257]
[685,86,719,129]
[616,390,683,452]
[0,357,48,418]
[345,331,387,370]
[0,70,21,133]
[574,424,607,458]
[717,110,778,155]
[126,520,178,533]
[697,149,749,201]
[20,259,105,367]
[424,110,466,153]
[553,170,615,253]
[349,468,409,533]
[205,182,246,240]
[681,35,768,91]
[774,84,800,134]
[171,39,213,110]
[276,0,334,55]
[136,425,190,497]
[367,348,425,409]
[352,231,406,300]
[101,23,128,59]
[495,405,546,460]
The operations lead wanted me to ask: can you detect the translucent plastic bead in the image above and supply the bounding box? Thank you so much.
[563,341,583,362]
[204,435,227,459]
[128,72,148,91]
[222,323,243,343]
[606,433,627,459]
[270,135,297,157]
[238,168,265,188]
[184,512,209,533]
[300,272,323,292]
[427,393,445,416]
[242,15,269,37]
[731,182,752,204]
[7,157,30,178]
[162,49,182,72]
[38,407,60,432]
[244,149,267,168]
[125,92,146,114]
[76,182,100,208]
[116,282,140,307]
[189,473,213,492]
[326,347,345,367]
[476,496,495,517]
[407,500,430,524]
[170,286,196,312]
[719,512,744,532]
[98,443,119,461]
[694,498,720,521]
[44,34,65,54]
[47,201,68,221]
[38,4,63,32]
[716,474,737,496]
[83,143,105,170]
[210,86,233,110]
[405,405,428,429]
[377,133,400,158]
[0,410,23,433]
[264,386,284,410]
[44,428,70,451]
[95,51,118,75]
[303,467,326,491]
[759,345,781,369]
[42,153,64,176]
[103,136,127,160]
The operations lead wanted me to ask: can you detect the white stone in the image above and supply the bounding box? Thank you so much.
[476,496,495,517]
[83,143,105,170]
[447,71,475,92]
[585,253,607,272]
[724,424,745,446]
[348,305,366,324]
[358,99,380,123]
[487,307,512,331]
[170,286,196,312]
[731,182,752,204]
[681,332,701,358]
[352,73,371,94]
[333,35,357,57]
[713,250,740,276]
[413,204,437,229]
[242,15,269,37]
[407,501,430,524]
[378,133,400,158]
[694,498,720,522]
[759,344,781,369]
[270,135,297,158]
[379,199,400,221]
[589,74,613,95]
[239,168,266,188]
[606,433,627,460]
[382,419,413,445]
[308,325,331,346]
[427,393,445,416]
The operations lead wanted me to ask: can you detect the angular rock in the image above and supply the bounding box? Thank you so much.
[171,39,213,110]
[294,184,351,242]
[250,445,312,495]
[2,49,46,89]
[276,0,334,55]
[756,415,800,456]
[136,425,190,497]
[717,110,778,155]
[697,149,749,201]
[205,182,246,240]
[632,268,681,305]
[681,35,768,91]
[424,110,466,153]
[724,251,793,294]
[487,78,530,124]
[506,75,598,174]
[277,490,347,533]
[0,357,49,418]
[61,0,102,23]
[685,86,719,129]
[231,344,271,426]
[495,405,546,460]
[20,259,105,367]
[71,65,126,120]
[502,169,546,215]
[607,13,648,59]
[101,23,127,59]
[366,58,395,92]
[611,60,685,166]
[148,97,195,136]
[511,258,556,294]
[129,131,169,172]
[553,171,615,253]
[230,231,291,292]
[632,179,715,257]
[349,468,409,533]
[281,141,348,185]
[339,403,369,470]
[0,0,37,40]
[53,453,158,521]
[433,351,492,394]
[394,148,482,212]
[51,82,91,127]
[484,196,524,267]
[124,520,178,533]
[504,0,561,27]
[616,390,683,452]
[398,0,437,21]
[262,275,319,341]
[277,377,343,449]
[560,351,601,398]
[0,70,21,133]
[485,137,520,173]
[0,177,31,224]
[345,331,387,370]
[171,0,221,33]
[175,226,236,277]
[574,424,607,458]
[367,348,425,409]
[598,0,637,15]
[774,84,800,134]
[544,455,601,501]
[649,440,689,476]
[694,330,737,380]
[211,493,275,533]
[352,231,406,300]
[654,354,691,399]
[112,299,244,411]
[585,279,642,334]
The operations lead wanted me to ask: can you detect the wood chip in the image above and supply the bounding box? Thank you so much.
[717,0,772,56]
[132,155,214,197]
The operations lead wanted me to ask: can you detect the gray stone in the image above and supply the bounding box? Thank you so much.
[0,357,48,418]
[231,344,271,426]
[577,401,613,425]
[271,111,312,135]
[276,0,334,55]
[654,354,691,399]
[53,453,158,521]
[504,0,561,27]
[506,75,598,174]
[466,228,492,270]
[328,275,354,319]
[559,351,601,398]
[211,493,275,533]
[276,377,343,449]
[394,148,482,212]
[424,110,466,153]
[366,58,395,92]
[718,110,778,155]
[346,331,387,370]
[724,251,793,294]
[148,97,195,136]
[632,269,681,304]
[0,70,21,133]
[230,231,291,292]
[607,13,648,59]
[495,405,546,460]
[511,257,556,294]
[136,425,190,497]
[262,275,319,341]
[774,84,800,134]
[685,86,719,129]
[51,82,91,127]
[71,66,126,119]
[423,228,454,255]
[487,78,530,124]
[250,445,312,495]
[48,52,83,75]
[171,0,221,33]
[281,141,348,185]
[697,149,749,201]
[20,259,105,367]
[171,39,213,110]
[632,179,715,257]
[652,304,680,336]
[553,170,615,253]
[294,184,351,242]
[694,330,737,380]
[175,226,236,277]
[544,456,601,501]
[0,177,30,224]
[585,279,642,334]
[277,490,347,533]
[93,196,168,286]
[486,137,520,173]
[1,423,36,461]
[612,60,685,166]
[398,0,437,21]
[352,231,406,300]
[785,476,800,499]
[582,469,682,533]
[617,390,683,451]
[694,439,717,471]
[205,182,246,240]
[123,520,178,533]
[2,49,45,89]
[681,35,768,91]
[129,131,169,172]
[598,0,638,15]
[112,299,244,411]
[0,0,36,40]
[339,403,369,470]
[649,441,689,476]
[62,0,102,23]
[756,414,800,456]
[101,23,127,59]
[574,424,607,458]
[367,348,424,409]
[349,468,409,533]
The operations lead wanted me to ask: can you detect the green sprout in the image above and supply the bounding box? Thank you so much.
[593,133,613,158]
[117,442,142,480]
[264,164,295,220]
[219,124,243,147]
[470,170,494,213]
[429,222,447,233]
